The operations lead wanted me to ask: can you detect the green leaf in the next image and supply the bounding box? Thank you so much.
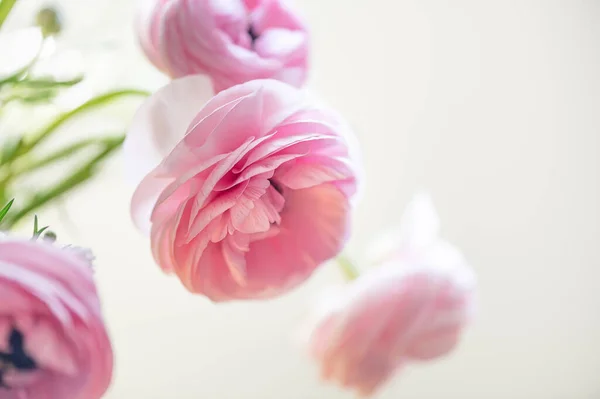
[1,88,58,105]
[0,76,82,106]
[0,0,18,30]
[11,135,122,176]
[12,76,83,88]
[2,134,125,228]
[19,89,149,155]
[0,198,14,223]
[35,225,49,237]
[32,214,49,239]
[0,136,23,163]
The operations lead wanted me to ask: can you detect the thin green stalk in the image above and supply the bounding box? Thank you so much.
[17,88,149,157]
[0,0,18,30]
[12,76,83,88]
[1,88,57,104]
[3,135,125,227]
[337,254,360,281]
[13,135,122,176]
[0,198,13,223]
[0,77,84,104]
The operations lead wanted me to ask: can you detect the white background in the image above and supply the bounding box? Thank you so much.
[4,1,600,398]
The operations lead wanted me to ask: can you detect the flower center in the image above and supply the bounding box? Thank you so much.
[248,24,259,46]
[269,179,283,195]
[0,328,38,390]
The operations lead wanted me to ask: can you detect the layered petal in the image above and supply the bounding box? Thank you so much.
[125,74,215,233]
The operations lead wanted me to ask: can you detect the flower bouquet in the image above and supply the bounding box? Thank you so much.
[0,0,477,397]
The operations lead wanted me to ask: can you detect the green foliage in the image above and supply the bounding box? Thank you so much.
[0,0,18,30]
[0,0,150,230]
[0,198,14,224]
[32,214,49,238]
[0,87,147,227]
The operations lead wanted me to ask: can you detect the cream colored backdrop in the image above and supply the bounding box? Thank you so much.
[5,0,600,398]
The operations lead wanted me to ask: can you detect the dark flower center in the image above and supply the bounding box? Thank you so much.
[248,25,260,46]
[0,328,38,389]
[269,179,283,195]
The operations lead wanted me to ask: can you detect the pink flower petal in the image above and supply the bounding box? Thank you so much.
[254,28,306,60]
[25,319,78,376]
[126,75,215,232]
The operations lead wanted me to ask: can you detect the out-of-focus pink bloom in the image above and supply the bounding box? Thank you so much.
[125,76,361,302]
[0,237,113,399]
[307,194,476,397]
[136,0,310,92]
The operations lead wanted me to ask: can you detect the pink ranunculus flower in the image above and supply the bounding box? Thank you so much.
[0,237,113,399]
[307,194,476,397]
[125,75,361,302]
[136,0,310,92]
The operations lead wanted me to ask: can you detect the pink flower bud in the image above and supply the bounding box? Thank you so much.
[136,0,310,92]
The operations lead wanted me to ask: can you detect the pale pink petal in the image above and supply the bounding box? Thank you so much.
[25,319,78,376]
[250,0,306,31]
[125,74,215,187]
[240,184,350,296]
[187,180,249,241]
[221,233,250,286]
[277,155,356,191]
[126,75,215,232]
[135,0,166,70]
[254,28,306,59]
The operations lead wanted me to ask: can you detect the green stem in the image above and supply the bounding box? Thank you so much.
[337,254,360,281]
[11,76,83,88]
[0,89,146,183]
[0,0,18,30]
[17,88,149,157]
[0,198,13,224]
[0,77,84,103]
[1,88,56,105]
[12,135,122,176]
[3,135,125,228]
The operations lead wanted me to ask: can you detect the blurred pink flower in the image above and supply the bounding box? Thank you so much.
[307,194,476,397]
[136,0,310,92]
[125,76,361,301]
[0,237,113,399]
